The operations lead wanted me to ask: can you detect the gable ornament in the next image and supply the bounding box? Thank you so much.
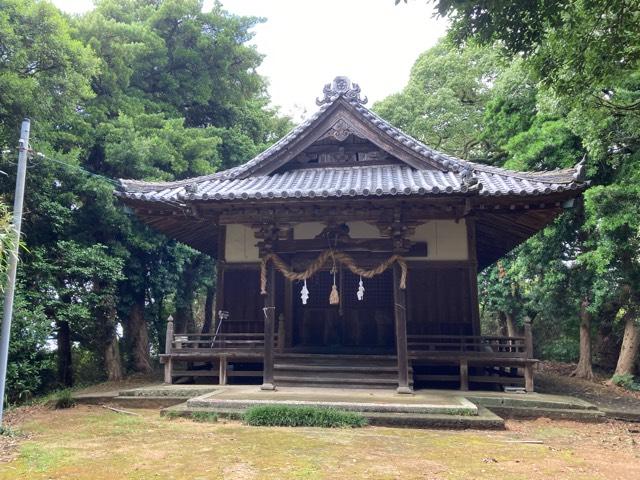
[316,76,368,106]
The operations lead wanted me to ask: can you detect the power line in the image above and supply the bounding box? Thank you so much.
[28,147,121,187]
[1,145,120,186]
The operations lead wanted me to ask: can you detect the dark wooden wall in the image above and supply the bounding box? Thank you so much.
[220,267,284,334]
[292,270,395,351]
[218,262,476,340]
[406,263,474,336]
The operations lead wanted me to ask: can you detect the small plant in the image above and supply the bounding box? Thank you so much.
[244,405,367,428]
[190,412,218,423]
[0,425,18,437]
[611,373,640,391]
[50,389,76,409]
[163,410,182,420]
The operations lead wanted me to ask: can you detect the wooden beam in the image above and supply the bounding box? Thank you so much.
[261,262,276,390]
[164,316,174,384]
[219,356,228,385]
[524,317,534,392]
[466,218,481,336]
[460,359,469,391]
[393,263,412,394]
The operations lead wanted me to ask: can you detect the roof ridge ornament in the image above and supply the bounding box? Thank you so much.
[316,76,368,106]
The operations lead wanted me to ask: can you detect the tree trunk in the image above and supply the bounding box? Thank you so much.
[497,311,508,337]
[104,333,123,381]
[57,320,73,387]
[612,313,640,378]
[201,285,215,334]
[505,312,518,337]
[571,297,594,380]
[174,260,197,334]
[95,282,124,382]
[128,296,152,373]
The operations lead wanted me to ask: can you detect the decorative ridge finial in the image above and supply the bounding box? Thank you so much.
[316,76,368,106]
[573,155,587,182]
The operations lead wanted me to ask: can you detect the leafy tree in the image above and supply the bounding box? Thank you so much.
[422,0,640,379]
[0,0,97,148]
[374,39,504,160]
[0,0,290,398]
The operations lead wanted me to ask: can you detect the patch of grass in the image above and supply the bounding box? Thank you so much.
[190,411,218,423]
[163,410,182,420]
[611,373,640,391]
[18,443,68,473]
[49,389,76,410]
[244,405,367,428]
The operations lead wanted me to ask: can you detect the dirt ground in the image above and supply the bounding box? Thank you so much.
[536,362,640,413]
[0,404,638,480]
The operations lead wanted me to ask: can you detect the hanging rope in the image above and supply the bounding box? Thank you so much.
[260,249,407,295]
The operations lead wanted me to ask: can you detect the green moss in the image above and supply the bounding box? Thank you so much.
[190,411,218,423]
[244,405,367,428]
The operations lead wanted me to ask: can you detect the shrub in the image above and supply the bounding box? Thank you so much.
[611,374,640,391]
[0,425,18,437]
[163,410,181,420]
[50,389,76,409]
[243,405,367,428]
[190,412,218,423]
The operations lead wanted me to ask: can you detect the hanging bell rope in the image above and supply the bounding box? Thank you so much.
[260,249,407,295]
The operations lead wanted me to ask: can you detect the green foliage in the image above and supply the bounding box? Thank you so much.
[374,39,504,160]
[0,0,290,402]
[163,410,181,420]
[190,411,218,423]
[49,389,76,410]
[0,201,17,286]
[418,0,640,374]
[1,288,55,403]
[244,405,368,428]
[0,425,18,437]
[0,0,97,147]
[611,374,640,391]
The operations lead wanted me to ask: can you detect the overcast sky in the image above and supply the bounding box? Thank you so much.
[51,0,448,120]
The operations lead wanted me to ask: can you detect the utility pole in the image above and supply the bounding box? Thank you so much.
[0,119,30,424]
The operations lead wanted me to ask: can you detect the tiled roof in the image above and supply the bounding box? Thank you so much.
[118,77,587,204]
[119,164,583,203]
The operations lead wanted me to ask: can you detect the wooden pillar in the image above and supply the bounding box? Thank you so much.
[261,262,276,390]
[164,315,174,384]
[277,314,285,353]
[393,264,412,394]
[524,317,534,392]
[460,359,469,391]
[466,217,481,336]
[219,356,228,386]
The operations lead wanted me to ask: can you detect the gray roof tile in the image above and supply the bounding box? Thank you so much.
[118,80,587,204]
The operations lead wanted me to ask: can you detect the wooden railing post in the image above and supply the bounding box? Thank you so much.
[277,313,285,353]
[393,264,412,394]
[261,262,276,390]
[524,316,534,392]
[524,317,533,359]
[164,315,174,384]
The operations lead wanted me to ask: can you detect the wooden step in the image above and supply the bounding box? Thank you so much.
[274,376,405,388]
[274,353,413,389]
[274,364,402,373]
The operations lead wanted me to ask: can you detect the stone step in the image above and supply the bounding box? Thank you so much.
[163,403,499,430]
[487,405,606,422]
[467,394,599,411]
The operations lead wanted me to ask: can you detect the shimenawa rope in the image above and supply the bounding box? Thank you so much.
[260,249,407,295]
